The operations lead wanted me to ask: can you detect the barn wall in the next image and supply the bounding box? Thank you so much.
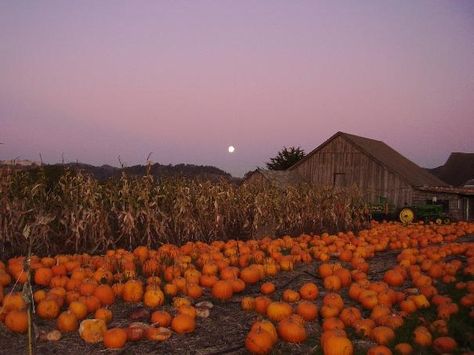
[243,172,266,186]
[292,135,413,207]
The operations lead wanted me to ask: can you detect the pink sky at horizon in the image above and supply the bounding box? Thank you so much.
[1,1,473,177]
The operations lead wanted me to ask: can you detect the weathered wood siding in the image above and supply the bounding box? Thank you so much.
[292,135,413,207]
[243,172,267,186]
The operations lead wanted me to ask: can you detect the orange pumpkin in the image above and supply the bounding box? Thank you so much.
[266,302,293,322]
[57,311,78,332]
[296,301,318,321]
[79,319,107,343]
[95,308,113,324]
[433,337,457,353]
[143,288,165,308]
[260,282,276,295]
[151,311,172,327]
[37,299,60,319]
[211,280,233,301]
[93,284,115,306]
[171,314,196,334]
[69,301,88,320]
[34,267,53,287]
[122,280,144,302]
[245,328,274,354]
[322,335,353,355]
[299,282,319,300]
[277,315,307,343]
[103,328,128,349]
[5,310,28,333]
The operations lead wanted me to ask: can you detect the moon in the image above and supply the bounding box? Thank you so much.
[228,145,235,153]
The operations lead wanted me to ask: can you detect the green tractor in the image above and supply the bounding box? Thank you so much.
[398,204,451,225]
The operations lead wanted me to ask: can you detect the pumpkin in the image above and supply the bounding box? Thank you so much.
[383,270,404,287]
[173,297,191,308]
[320,329,347,347]
[69,301,88,320]
[178,305,197,318]
[370,326,395,345]
[282,289,300,303]
[277,315,307,343]
[432,337,457,353]
[95,308,113,324]
[394,343,413,354]
[103,328,128,349]
[240,266,261,284]
[79,319,107,343]
[231,278,246,293]
[2,293,26,312]
[339,307,362,327]
[0,269,12,287]
[151,310,172,327]
[122,280,144,302]
[250,320,278,344]
[93,284,115,306]
[79,279,98,296]
[322,335,354,355]
[260,282,276,295]
[299,282,319,300]
[367,345,393,355]
[322,317,345,331]
[171,314,196,334]
[324,275,342,291]
[334,268,352,287]
[267,302,293,322]
[211,280,233,301]
[323,293,344,310]
[143,288,165,308]
[241,296,256,311]
[254,296,272,315]
[413,326,432,347]
[353,318,375,337]
[34,267,53,286]
[245,329,274,354]
[37,299,60,319]
[5,310,28,333]
[57,311,78,332]
[186,283,203,299]
[80,295,101,313]
[296,301,318,321]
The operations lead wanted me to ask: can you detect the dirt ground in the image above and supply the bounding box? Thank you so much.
[0,235,472,355]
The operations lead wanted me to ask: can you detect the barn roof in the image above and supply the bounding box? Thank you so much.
[428,152,474,187]
[290,131,448,188]
[416,185,474,196]
[245,169,306,189]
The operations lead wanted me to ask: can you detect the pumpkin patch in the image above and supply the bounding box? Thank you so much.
[0,221,473,353]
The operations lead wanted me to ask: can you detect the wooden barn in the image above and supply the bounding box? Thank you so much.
[288,132,473,221]
[243,169,306,189]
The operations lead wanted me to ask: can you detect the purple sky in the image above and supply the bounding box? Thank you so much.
[1,1,473,176]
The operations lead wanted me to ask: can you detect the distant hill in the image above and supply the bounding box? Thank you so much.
[1,161,234,182]
[427,152,474,186]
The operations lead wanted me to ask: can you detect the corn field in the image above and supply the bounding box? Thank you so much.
[0,168,368,258]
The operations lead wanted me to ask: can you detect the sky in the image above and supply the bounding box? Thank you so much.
[1,1,473,177]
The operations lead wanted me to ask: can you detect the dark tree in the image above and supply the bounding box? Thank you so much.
[266,146,305,170]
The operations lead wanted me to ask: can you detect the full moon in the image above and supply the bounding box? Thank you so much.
[228,145,235,153]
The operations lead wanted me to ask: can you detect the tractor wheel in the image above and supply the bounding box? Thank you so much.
[443,218,451,224]
[399,208,415,224]
[435,218,442,225]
